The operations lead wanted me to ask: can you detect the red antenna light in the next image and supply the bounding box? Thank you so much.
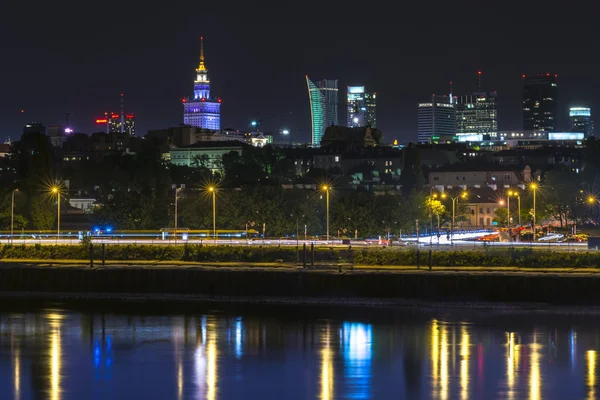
[478,71,482,75]
[20,109,24,113]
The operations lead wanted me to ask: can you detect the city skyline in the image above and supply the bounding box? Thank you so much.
[1,1,597,144]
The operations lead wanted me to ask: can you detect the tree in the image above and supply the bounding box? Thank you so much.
[493,207,509,228]
[30,196,55,230]
[543,166,581,227]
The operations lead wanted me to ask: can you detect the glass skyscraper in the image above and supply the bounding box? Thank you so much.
[522,74,557,131]
[455,92,498,136]
[183,38,221,130]
[306,76,338,146]
[417,95,456,143]
[569,107,594,137]
[347,86,376,128]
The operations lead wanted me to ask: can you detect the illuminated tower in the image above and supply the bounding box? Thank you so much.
[347,86,376,128]
[306,76,338,146]
[183,37,221,130]
[570,107,594,137]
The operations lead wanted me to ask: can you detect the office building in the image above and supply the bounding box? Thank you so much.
[306,77,338,146]
[22,123,46,136]
[455,92,497,136]
[418,95,456,143]
[522,74,558,131]
[569,107,594,137]
[95,94,136,135]
[183,37,221,130]
[365,92,376,128]
[347,86,376,128]
[95,112,135,135]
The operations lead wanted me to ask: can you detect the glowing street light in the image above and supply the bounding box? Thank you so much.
[208,186,216,242]
[51,186,60,242]
[508,190,521,226]
[530,183,538,240]
[441,191,467,244]
[322,185,330,241]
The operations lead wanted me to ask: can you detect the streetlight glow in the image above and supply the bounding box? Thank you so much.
[322,185,330,241]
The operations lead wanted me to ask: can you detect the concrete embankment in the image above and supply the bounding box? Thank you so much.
[2,263,600,305]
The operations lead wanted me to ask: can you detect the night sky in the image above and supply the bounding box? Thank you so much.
[1,1,598,144]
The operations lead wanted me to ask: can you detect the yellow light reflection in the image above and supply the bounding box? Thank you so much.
[529,332,541,400]
[506,333,515,399]
[431,320,439,397]
[48,314,62,400]
[206,325,217,400]
[177,362,183,400]
[440,325,448,400]
[320,326,334,400]
[13,348,20,400]
[460,325,470,400]
[587,350,596,400]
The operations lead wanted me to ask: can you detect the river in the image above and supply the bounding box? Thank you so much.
[0,301,596,399]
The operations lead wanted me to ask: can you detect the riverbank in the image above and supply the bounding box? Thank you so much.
[1,262,600,305]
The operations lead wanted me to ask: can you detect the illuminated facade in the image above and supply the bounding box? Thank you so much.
[455,92,497,136]
[347,86,376,128]
[306,76,338,146]
[183,37,221,130]
[569,107,594,137]
[523,74,557,131]
[418,95,456,143]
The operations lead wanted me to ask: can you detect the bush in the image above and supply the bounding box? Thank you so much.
[1,244,600,268]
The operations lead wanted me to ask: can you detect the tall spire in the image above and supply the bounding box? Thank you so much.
[197,36,206,71]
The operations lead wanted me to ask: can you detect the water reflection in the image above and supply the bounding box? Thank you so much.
[320,325,334,400]
[48,313,63,400]
[529,331,542,400]
[341,322,372,398]
[0,307,600,398]
[588,350,596,400]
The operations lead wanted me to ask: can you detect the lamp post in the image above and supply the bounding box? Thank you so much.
[428,188,439,246]
[509,190,521,226]
[174,187,181,243]
[442,191,467,244]
[208,186,216,243]
[322,185,330,241]
[51,187,60,243]
[10,189,18,245]
[588,195,599,223]
[530,183,538,240]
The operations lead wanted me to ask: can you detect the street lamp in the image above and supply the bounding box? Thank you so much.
[10,189,18,245]
[322,185,330,241]
[174,187,182,243]
[441,191,467,244]
[588,195,598,223]
[428,188,440,245]
[508,190,521,226]
[530,183,538,240]
[51,186,60,243]
[208,186,216,243]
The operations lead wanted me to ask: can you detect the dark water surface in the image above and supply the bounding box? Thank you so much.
[0,301,598,399]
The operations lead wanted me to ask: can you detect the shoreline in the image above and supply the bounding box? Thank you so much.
[2,291,600,315]
[1,263,600,307]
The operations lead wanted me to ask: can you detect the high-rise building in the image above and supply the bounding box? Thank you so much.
[569,107,594,137]
[306,77,338,146]
[347,86,376,128]
[417,95,456,143]
[522,74,558,131]
[456,92,498,136]
[365,92,376,128]
[183,37,221,130]
[22,122,46,136]
[95,94,136,135]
